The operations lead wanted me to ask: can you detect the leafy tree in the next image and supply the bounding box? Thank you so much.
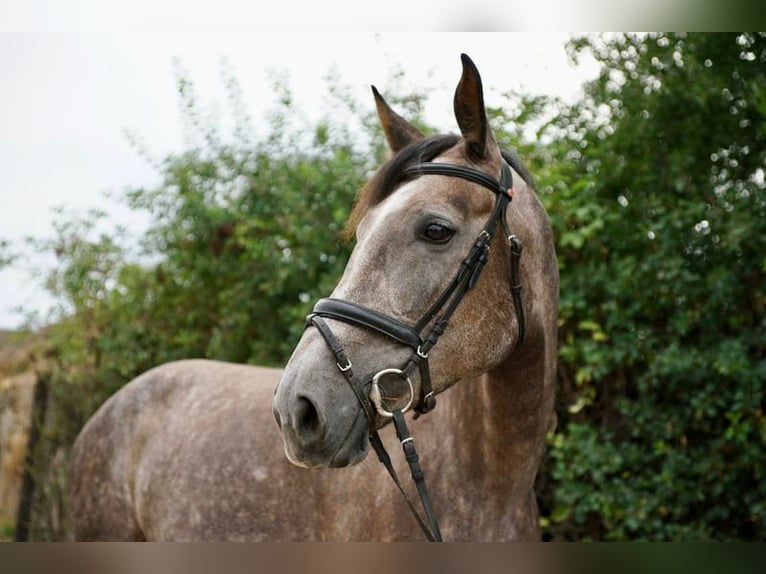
[535,33,766,540]
[117,69,380,366]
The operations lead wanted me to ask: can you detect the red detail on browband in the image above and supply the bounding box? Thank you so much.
[507,188,515,198]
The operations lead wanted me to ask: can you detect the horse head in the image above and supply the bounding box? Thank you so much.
[273,54,526,469]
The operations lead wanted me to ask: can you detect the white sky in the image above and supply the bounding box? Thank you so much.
[0,22,601,329]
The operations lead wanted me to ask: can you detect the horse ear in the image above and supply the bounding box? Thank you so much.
[453,54,497,162]
[372,85,424,153]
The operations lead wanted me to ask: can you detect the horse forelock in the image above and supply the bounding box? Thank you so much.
[501,149,536,191]
[343,134,460,239]
[344,135,535,240]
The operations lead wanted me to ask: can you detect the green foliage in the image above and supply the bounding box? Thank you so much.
[14,65,426,539]
[0,520,13,541]
[36,70,383,376]
[13,36,765,540]
[535,33,766,540]
[0,239,15,269]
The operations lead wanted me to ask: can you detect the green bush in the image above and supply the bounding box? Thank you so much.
[535,33,766,540]
[14,69,384,539]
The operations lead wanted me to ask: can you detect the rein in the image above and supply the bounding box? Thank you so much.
[305,157,525,542]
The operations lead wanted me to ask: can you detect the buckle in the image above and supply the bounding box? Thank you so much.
[422,392,437,412]
[508,234,523,256]
[336,358,353,372]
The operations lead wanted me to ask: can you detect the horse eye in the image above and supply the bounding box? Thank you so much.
[421,222,455,244]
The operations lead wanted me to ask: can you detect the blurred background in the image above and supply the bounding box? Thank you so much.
[0,19,764,542]
[0,32,596,328]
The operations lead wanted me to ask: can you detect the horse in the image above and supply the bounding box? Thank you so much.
[69,54,558,541]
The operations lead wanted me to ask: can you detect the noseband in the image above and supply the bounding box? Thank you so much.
[305,155,525,541]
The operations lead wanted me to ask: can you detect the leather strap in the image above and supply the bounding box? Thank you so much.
[308,315,376,428]
[312,298,422,349]
[369,431,440,542]
[392,410,442,541]
[310,313,443,542]
[509,235,525,348]
[401,162,506,196]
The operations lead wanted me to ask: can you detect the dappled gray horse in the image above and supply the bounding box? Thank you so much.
[69,54,558,541]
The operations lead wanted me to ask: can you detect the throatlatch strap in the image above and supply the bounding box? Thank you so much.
[509,235,525,348]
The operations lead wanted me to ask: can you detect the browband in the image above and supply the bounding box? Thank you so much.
[400,162,514,197]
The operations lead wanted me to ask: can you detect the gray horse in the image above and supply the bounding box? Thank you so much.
[69,54,558,541]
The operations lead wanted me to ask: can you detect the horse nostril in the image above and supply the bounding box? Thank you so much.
[294,395,325,443]
[273,405,282,429]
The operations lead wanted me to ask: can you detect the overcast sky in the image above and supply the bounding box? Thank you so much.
[0,28,601,329]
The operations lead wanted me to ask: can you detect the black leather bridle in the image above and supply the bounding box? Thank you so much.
[305,154,525,541]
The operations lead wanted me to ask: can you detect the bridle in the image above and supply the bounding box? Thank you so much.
[306,155,525,541]
[305,153,526,541]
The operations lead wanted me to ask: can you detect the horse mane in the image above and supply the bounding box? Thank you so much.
[344,134,534,239]
[501,148,536,191]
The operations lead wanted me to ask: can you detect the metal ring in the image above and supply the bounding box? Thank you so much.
[369,368,415,418]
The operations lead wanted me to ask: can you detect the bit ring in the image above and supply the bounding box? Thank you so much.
[369,368,414,418]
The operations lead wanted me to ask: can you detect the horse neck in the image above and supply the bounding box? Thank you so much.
[438,324,556,498]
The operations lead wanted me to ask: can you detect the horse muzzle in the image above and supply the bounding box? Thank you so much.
[273,379,371,468]
[273,329,419,468]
